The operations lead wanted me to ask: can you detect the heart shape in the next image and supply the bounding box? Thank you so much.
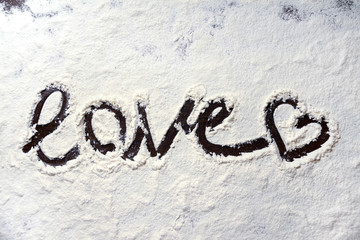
[264,93,330,162]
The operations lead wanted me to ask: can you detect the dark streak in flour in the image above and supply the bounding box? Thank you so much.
[336,0,354,11]
[279,1,358,25]
[280,5,304,21]
[207,4,227,36]
[228,2,237,8]
[14,64,23,77]
[175,30,194,60]
[1,0,68,18]
[0,0,27,13]
[110,0,123,9]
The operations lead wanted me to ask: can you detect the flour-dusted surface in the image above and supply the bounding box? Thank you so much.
[1,1,360,239]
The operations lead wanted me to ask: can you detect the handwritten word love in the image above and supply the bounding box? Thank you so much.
[22,85,331,166]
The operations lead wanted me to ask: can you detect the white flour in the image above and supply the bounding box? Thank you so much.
[0,0,359,239]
